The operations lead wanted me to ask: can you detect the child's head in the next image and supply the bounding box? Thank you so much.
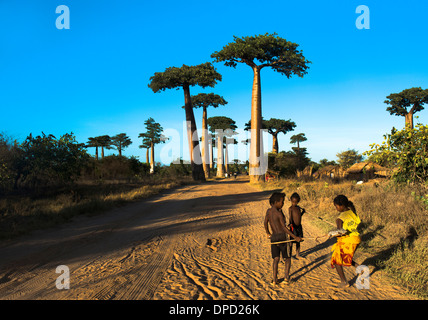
[290,192,300,206]
[333,194,356,214]
[269,192,285,209]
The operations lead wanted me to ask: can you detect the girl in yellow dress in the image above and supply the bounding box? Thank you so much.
[329,195,361,288]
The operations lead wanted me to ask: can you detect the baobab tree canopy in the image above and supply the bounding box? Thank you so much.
[211,33,311,77]
[148,62,222,92]
[191,93,228,109]
[384,87,428,129]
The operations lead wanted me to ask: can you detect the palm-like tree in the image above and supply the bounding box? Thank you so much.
[138,118,167,173]
[290,133,307,152]
[110,133,132,157]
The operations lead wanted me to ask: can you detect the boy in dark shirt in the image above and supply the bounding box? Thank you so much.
[264,192,301,285]
[288,192,306,259]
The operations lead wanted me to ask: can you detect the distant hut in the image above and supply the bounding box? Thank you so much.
[346,162,391,181]
[296,165,314,178]
[313,165,346,180]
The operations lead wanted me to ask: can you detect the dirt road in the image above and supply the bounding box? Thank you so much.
[0,177,410,300]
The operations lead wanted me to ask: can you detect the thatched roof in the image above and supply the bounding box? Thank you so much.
[346,162,390,174]
[313,165,345,178]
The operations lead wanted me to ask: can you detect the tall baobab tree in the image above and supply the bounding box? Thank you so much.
[384,87,428,129]
[148,62,222,181]
[212,33,311,182]
[191,93,228,178]
[207,116,237,178]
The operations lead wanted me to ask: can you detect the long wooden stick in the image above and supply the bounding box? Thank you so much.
[269,235,329,245]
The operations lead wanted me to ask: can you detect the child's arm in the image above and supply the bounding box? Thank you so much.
[264,210,271,238]
[280,213,301,242]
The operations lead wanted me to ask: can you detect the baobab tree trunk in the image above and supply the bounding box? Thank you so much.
[146,148,149,164]
[250,66,264,182]
[225,143,229,177]
[183,85,206,181]
[95,147,99,160]
[210,138,214,170]
[272,134,278,154]
[216,133,224,177]
[202,106,210,178]
[150,141,154,174]
[405,112,414,129]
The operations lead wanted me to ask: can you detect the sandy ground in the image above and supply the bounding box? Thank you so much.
[0,177,411,300]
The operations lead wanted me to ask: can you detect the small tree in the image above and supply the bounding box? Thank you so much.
[96,135,112,159]
[336,149,363,169]
[18,133,89,188]
[86,137,100,160]
[364,124,428,183]
[290,133,307,152]
[384,87,428,129]
[148,62,222,181]
[110,133,132,157]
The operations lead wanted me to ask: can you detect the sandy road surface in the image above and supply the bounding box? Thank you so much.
[0,177,409,300]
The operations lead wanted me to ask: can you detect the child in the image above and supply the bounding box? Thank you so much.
[288,192,306,259]
[329,194,361,289]
[264,192,301,285]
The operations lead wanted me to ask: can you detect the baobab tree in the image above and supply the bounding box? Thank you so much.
[86,137,100,160]
[246,118,296,153]
[110,133,132,157]
[207,116,237,178]
[212,33,311,182]
[148,62,222,181]
[96,135,111,159]
[191,93,228,178]
[384,87,428,129]
[138,118,167,174]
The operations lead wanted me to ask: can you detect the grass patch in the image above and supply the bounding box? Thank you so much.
[0,176,193,241]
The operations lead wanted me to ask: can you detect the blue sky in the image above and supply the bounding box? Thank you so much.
[1,0,427,164]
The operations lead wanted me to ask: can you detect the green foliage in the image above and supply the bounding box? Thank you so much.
[385,87,428,117]
[138,118,167,146]
[191,93,228,109]
[82,155,149,180]
[269,149,310,177]
[18,133,90,189]
[110,133,132,156]
[364,123,428,183]
[290,133,307,146]
[336,149,363,169]
[211,32,311,77]
[148,62,222,92]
